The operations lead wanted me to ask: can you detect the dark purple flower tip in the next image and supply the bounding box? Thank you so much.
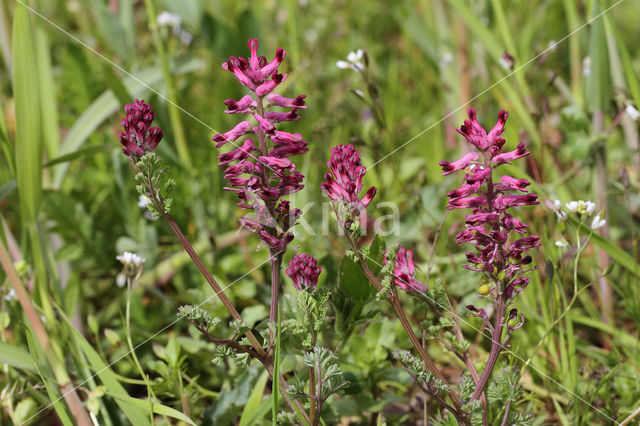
[255,72,286,96]
[439,152,479,176]
[383,247,426,293]
[466,304,489,320]
[119,99,164,157]
[286,253,322,291]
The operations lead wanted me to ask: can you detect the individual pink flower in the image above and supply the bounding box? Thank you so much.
[439,152,479,176]
[212,121,252,148]
[267,94,307,109]
[286,253,322,291]
[384,247,426,293]
[118,99,164,156]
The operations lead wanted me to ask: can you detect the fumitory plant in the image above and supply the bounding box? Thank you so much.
[116,34,539,423]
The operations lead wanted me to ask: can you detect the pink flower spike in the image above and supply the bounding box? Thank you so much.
[267,94,307,109]
[118,99,164,157]
[439,152,479,175]
[491,142,529,165]
[384,247,426,293]
[212,121,252,148]
[286,253,322,291]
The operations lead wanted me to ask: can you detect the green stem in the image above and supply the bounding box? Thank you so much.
[125,277,155,424]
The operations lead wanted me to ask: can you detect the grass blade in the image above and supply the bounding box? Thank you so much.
[13,3,42,224]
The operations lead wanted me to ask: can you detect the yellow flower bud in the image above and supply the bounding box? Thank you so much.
[478,284,491,295]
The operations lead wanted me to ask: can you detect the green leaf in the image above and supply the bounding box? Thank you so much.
[0,341,36,372]
[238,370,269,426]
[106,392,197,425]
[34,18,61,158]
[13,4,42,224]
[165,337,180,367]
[339,255,375,301]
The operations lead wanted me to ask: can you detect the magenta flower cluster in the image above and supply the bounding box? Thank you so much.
[215,39,309,252]
[118,99,164,157]
[285,253,322,291]
[321,144,377,217]
[383,247,426,293]
[440,109,540,317]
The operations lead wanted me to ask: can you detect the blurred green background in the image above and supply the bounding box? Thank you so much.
[1,0,640,424]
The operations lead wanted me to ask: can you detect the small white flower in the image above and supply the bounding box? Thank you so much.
[584,201,596,215]
[116,251,146,269]
[582,57,591,77]
[347,49,364,63]
[625,104,640,121]
[547,40,558,51]
[337,49,365,72]
[439,52,453,68]
[565,201,579,212]
[116,273,127,288]
[591,215,606,230]
[157,11,181,31]
[565,200,595,216]
[552,199,568,220]
[138,195,152,208]
[4,288,16,302]
[555,240,568,247]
